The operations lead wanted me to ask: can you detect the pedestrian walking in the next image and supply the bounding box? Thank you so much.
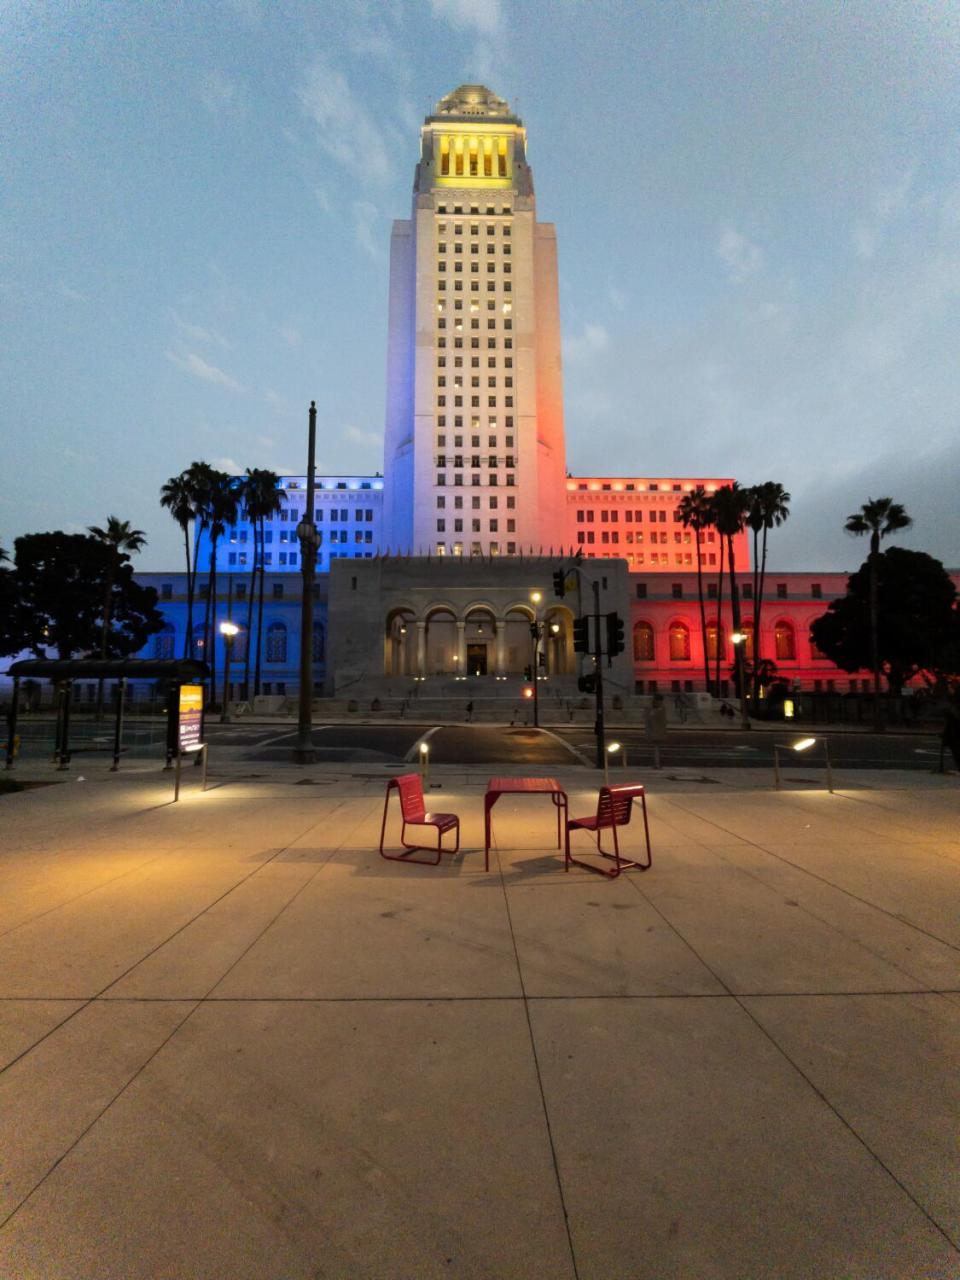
[465,700,474,723]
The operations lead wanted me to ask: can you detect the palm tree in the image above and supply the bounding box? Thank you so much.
[747,482,791,701]
[201,471,240,707]
[712,483,752,716]
[678,485,715,692]
[238,468,282,699]
[160,472,199,657]
[87,516,147,719]
[845,497,913,730]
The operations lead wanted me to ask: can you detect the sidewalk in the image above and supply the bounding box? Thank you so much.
[1,765,958,1277]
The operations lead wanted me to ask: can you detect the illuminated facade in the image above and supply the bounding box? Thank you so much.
[130,86,908,703]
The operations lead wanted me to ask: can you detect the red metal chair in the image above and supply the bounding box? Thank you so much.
[379,774,461,866]
[565,783,652,878]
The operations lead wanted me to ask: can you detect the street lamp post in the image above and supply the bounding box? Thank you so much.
[296,401,319,764]
[731,631,750,730]
[529,591,543,728]
[219,620,239,723]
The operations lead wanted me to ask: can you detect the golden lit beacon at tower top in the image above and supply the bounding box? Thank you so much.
[419,84,527,192]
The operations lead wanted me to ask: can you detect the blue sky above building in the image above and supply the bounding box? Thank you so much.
[2,0,958,571]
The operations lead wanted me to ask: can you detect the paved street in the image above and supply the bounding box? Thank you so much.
[1,763,958,1277]
[196,722,944,772]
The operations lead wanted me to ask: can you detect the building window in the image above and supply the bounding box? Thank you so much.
[774,621,796,661]
[633,621,654,662]
[272,583,284,599]
[153,624,175,660]
[635,583,647,599]
[160,583,173,600]
[266,622,287,663]
[668,622,690,661]
[811,583,823,599]
[776,583,787,599]
[671,583,683,599]
[706,622,724,661]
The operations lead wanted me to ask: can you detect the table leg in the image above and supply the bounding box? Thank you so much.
[484,794,493,872]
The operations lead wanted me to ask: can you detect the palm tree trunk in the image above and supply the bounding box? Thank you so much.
[714,537,726,695]
[695,533,710,692]
[751,528,761,701]
[729,538,748,727]
[255,518,266,697]
[870,547,882,731]
[183,524,194,658]
[209,538,219,710]
[243,526,257,698]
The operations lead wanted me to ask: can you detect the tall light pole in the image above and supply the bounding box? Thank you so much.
[295,401,319,763]
[529,591,542,729]
[219,620,239,723]
[731,631,750,730]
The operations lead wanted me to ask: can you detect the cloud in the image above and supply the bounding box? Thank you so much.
[170,309,230,350]
[353,201,382,259]
[299,60,392,186]
[717,228,764,283]
[199,69,244,118]
[213,456,242,474]
[563,322,610,362]
[851,171,914,260]
[166,348,243,392]
[430,0,501,35]
[257,434,276,448]
[264,390,288,413]
[344,423,382,448]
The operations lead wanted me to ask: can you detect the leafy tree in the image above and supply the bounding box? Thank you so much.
[811,547,958,695]
[845,497,913,727]
[3,533,163,660]
[711,482,752,704]
[677,485,715,693]
[238,468,282,698]
[747,482,791,701]
[0,550,16,658]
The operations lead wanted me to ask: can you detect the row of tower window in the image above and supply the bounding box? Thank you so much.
[438,241,511,253]
[575,508,671,524]
[437,315,513,330]
[437,281,512,294]
[437,395,515,408]
[435,543,517,557]
[436,474,516,487]
[435,495,516,510]
[436,456,516,468]
[437,220,511,236]
[436,300,513,316]
[437,437,515,449]
[577,531,688,547]
[437,262,512,274]
[436,519,516,534]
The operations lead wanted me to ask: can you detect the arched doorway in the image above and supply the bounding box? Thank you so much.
[384,608,416,676]
[463,606,496,676]
[543,606,574,675]
[425,606,458,675]
[503,604,535,675]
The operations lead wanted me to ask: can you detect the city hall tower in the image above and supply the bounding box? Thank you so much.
[381,85,567,556]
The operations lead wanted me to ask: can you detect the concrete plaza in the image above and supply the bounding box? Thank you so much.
[0,760,958,1278]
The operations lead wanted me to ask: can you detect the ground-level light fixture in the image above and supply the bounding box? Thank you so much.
[604,739,624,783]
[419,740,430,783]
[522,686,534,700]
[219,621,239,638]
[773,735,833,793]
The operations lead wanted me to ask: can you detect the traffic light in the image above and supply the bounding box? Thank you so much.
[573,617,590,653]
[523,665,533,681]
[605,611,625,657]
[552,567,566,598]
[577,673,597,695]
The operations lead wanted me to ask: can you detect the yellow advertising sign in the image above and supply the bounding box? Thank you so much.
[178,684,204,752]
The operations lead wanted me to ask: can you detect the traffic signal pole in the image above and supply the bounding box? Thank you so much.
[592,579,606,769]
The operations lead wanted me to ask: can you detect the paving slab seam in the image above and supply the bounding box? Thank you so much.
[0,808,380,1233]
[0,804,355,1080]
[619,868,960,1257]
[492,842,582,1280]
[661,793,960,955]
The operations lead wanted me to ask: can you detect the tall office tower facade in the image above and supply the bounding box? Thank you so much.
[381,85,567,557]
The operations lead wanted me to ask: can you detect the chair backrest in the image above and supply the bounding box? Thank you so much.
[596,783,645,829]
[391,773,426,822]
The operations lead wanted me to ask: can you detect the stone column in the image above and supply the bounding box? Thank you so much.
[495,620,506,675]
[456,619,466,676]
[416,621,426,677]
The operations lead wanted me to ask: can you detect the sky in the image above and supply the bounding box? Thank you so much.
[2,0,958,573]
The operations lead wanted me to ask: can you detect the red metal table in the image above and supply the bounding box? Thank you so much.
[483,776,568,872]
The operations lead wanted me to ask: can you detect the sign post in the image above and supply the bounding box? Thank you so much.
[174,684,207,800]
